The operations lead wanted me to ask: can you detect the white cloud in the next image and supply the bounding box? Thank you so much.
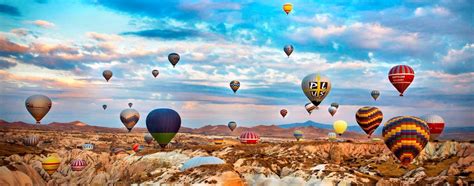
[31,20,55,28]
[442,43,474,64]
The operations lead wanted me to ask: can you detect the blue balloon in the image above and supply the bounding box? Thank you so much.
[180,156,225,171]
[146,108,181,148]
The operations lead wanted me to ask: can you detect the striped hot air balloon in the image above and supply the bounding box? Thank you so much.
[388,65,415,96]
[383,116,430,166]
[355,106,383,138]
[144,133,154,144]
[70,159,87,171]
[328,132,337,141]
[420,114,445,141]
[214,137,224,145]
[132,143,144,152]
[240,131,259,144]
[282,3,293,15]
[82,143,94,151]
[42,156,60,175]
[304,102,316,115]
[293,130,303,141]
[23,136,39,147]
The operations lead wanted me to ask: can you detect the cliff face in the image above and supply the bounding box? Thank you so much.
[0,129,472,185]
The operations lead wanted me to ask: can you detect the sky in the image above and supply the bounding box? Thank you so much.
[0,0,472,129]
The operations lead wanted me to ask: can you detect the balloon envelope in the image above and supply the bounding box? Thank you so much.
[383,116,430,166]
[371,90,380,100]
[328,132,337,141]
[144,133,154,144]
[328,106,337,116]
[355,106,383,137]
[146,108,181,148]
[283,3,293,14]
[280,109,288,118]
[103,70,113,82]
[333,120,347,135]
[330,102,339,109]
[42,156,60,175]
[120,109,140,132]
[180,156,225,171]
[71,159,87,171]
[168,53,180,67]
[240,131,259,144]
[152,69,159,78]
[25,95,52,124]
[388,65,414,96]
[228,121,237,131]
[293,130,303,141]
[23,136,39,146]
[229,80,240,93]
[284,45,294,57]
[305,102,316,115]
[132,143,144,152]
[102,104,107,110]
[301,73,331,107]
[420,114,445,141]
[128,102,133,108]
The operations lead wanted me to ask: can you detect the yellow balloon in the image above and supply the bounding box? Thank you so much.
[333,120,347,135]
[42,156,61,175]
[283,3,293,15]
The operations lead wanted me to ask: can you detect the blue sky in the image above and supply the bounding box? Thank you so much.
[0,0,472,128]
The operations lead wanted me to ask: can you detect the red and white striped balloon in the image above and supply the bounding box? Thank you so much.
[70,159,87,171]
[420,114,445,141]
[240,131,260,144]
[388,65,415,96]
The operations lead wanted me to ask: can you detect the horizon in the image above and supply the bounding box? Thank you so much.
[0,0,473,128]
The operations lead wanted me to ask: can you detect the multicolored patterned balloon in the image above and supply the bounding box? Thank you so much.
[355,106,383,137]
[382,116,430,166]
[42,156,60,175]
[293,130,303,141]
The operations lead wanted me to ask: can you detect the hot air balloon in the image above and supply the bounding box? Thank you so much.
[180,156,225,171]
[120,109,140,132]
[168,53,180,67]
[144,133,154,144]
[333,120,347,136]
[301,73,331,108]
[283,3,293,15]
[305,102,316,115]
[25,95,52,124]
[23,136,39,147]
[128,102,133,108]
[230,80,240,93]
[82,143,94,151]
[132,143,144,152]
[328,106,337,116]
[328,132,337,141]
[420,114,445,141]
[331,102,339,109]
[240,131,259,144]
[102,104,107,110]
[42,156,60,175]
[228,121,237,131]
[146,108,181,148]
[112,147,127,155]
[371,90,380,101]
[383,116,430,167]
[280,109,288,118]
[71,159,87,171]
[284,45,294,57]
[152,69,159,78]
[293,130,303,141]
[103,70,113,82]
[355,106,383,138]
[388,65,414,96]
[214,137,224,145]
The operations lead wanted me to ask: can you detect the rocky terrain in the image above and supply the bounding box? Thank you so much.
[0,126,472,185]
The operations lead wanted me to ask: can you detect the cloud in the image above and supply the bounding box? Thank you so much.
[414,6,450,17]
[32,20,55,28]
[10,28,29,36]
[86,32,122,41]
[441,44,474,74]
[0,36,28,53]
[0,57,17,69]
[0,4,21,16]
